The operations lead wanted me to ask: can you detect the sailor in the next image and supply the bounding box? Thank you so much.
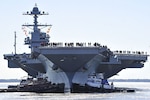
[111,82,114,89]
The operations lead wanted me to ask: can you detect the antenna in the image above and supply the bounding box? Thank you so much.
[22,5,51,32]
[35,3,37,7]
[14,31,17,54]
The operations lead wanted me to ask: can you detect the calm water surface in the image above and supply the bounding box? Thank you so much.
[0,82,150,100]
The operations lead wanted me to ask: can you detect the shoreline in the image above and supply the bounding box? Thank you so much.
[0,79,150,83]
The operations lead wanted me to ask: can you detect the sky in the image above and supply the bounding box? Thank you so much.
[0,0,150,79]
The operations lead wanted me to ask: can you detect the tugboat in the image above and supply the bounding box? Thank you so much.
[18,73,64,93]
[86,73,114,90]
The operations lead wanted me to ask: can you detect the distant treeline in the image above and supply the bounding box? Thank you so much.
[108,79,150,82]
[0,79,150,82]
[0,79,20,82]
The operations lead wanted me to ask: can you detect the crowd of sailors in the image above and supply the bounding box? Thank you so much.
[113,50,147,55]
[41,42,147,56]
[48,42,105,47]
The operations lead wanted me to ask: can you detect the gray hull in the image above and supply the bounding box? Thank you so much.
[4,47,148,90]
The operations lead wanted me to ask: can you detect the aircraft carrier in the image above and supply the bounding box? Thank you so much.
[4,5,148,92]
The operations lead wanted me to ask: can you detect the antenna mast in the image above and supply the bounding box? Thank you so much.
[14,31,16,54]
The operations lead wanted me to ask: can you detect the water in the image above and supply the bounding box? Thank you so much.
[0,82,150,100]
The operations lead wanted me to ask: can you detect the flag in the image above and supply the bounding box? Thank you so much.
[22,27,28,36]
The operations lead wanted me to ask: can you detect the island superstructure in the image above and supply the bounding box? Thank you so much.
[4,5,148,92]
